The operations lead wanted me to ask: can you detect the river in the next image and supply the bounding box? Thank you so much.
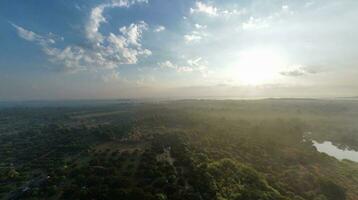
[313,140,358,162]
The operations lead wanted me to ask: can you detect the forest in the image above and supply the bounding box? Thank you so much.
[0,99,358,200]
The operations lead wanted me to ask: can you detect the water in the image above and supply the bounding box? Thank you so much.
[313,141,358,162]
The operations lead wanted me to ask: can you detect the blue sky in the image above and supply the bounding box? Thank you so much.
[1,0,358,100]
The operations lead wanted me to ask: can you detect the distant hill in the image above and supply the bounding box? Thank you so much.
[337,96,358,99]
[265,97,318,101]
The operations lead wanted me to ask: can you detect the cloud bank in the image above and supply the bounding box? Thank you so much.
[12,0,150,72]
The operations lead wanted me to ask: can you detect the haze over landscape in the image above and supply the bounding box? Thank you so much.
[1,1,358,200]
[1,0,358,100]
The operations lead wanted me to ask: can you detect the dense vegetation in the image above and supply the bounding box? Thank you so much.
[0,99,357,200]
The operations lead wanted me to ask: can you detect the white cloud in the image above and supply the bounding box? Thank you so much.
[190,1,218,16]
[177,66,194,73]
[159,60,176,69]
[86,0,149,42]
[280,65,318,77]
[194,24,207,29]
[86,4,107,44]
[119,21,148,46]
[13,0,150,73]
[154,25,166,32]
[12,24,38,41]
[11,23,56,46]
[184,34,202,43]
[190,1,245,17]
[159,60,193,72]
[240,4,294,31]
[158,57,208,75]
[282,5,289,11]
[187,57,208,74]
[221,9,246,16]
[242,16,270,30]
[184,30,208,43]
[188,57,202,66]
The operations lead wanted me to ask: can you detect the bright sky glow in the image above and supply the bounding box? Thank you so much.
[233,48,286,85]
[1,0,358,100]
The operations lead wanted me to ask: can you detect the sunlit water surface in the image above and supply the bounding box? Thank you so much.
[313,141,358,162]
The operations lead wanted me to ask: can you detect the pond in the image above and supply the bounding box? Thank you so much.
[313,141,358,162]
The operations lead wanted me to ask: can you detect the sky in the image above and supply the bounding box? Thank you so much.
[1,0,358,100]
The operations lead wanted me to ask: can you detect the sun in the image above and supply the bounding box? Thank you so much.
[233,48,286,85]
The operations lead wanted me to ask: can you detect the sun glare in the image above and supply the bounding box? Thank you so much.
[233,48,286,85]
